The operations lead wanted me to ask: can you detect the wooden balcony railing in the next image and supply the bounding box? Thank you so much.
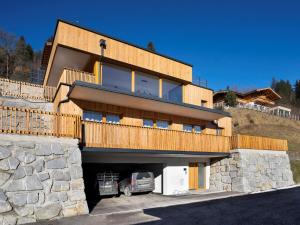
[82,121,232,153]
[59,68,95,87]
[230,134,288,151]
[0,106,81,138]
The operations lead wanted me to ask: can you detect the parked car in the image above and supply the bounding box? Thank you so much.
[96,172,119,196]
[119,172,155,196]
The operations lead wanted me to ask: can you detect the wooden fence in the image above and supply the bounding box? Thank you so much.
[82,121,232,153]
[0,106,289,152]
[0,106,81,138]
[230,134,288,151]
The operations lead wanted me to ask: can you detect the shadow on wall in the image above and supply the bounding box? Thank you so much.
[136,187,300,225]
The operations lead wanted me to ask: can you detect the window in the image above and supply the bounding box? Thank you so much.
[194,125,202,134]
[201,100,208,107]
[143,119,154,128]
[106,114,120,124]
[183,124,193,132]
[162,79,182,103]
[102,63,131,92]
[216,128,222,136]
[135,72,159,97]
[156,120,169,129]
[83,111,102,122]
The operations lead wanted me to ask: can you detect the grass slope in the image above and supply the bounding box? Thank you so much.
[227,108,300,183]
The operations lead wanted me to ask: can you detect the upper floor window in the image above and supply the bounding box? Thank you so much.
[183,124,193,132]
[156,120,169,129]
[162,79,182,103]
[194,125,202,134]
[83,111,102,122]
[201,100,208,107]
[143,119,154,128]
[135,72,159,97]
[106,114,120,124]
[102,63,131,92]
[216,128,222,136]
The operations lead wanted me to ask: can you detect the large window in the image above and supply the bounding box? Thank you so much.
[102,63,131,92]
[194,125,202,134]
[106,114,120,124]
[83,111,102,122]
[183,124,193,132]
[135,72,159,97]
[156,120,169,129]
[143,119,154,128]
[162,79,182,103]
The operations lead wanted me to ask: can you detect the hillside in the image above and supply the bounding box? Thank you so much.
[227,108,300,183]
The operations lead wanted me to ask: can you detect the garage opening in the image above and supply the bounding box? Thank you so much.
[82,163,164,211]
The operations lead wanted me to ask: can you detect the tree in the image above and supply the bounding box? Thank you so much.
[272,79,293,105]
[295,80,300,106]
[147,41,156,52]
[0,29,16,78]
[224,89,237,107]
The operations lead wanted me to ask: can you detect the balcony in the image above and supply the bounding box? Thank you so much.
[82,121,231,153]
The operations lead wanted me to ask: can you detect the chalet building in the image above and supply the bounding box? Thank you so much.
[0,20,294,222]
[214,88,292,116]
[42,20,233,194]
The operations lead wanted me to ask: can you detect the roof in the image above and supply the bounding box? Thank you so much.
[214,88,281,101]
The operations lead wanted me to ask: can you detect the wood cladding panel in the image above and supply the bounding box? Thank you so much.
[231,134,288,151]
[73,99,210,131]
[45,21,192,85]
[183,84,213,108]
[83,121,231,153]
[218,117,232,137]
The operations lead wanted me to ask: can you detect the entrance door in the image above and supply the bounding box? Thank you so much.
[198,162,206,189]
[189,162,198,190]
[189,162,206,190]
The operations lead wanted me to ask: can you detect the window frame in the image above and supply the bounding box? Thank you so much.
[83,111,103,123]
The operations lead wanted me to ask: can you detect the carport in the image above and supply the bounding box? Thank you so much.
[81,148,229,200]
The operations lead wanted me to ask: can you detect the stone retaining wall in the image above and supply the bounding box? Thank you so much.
[0,134,88,224]
[0,97,53,112]
[210,149,294,192]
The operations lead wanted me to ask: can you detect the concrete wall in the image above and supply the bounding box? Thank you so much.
[210,149,294,192]
[0,134,88,224]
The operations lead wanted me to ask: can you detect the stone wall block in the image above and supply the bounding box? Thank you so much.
[35,203,62,220]
[37,172,50,182]
[0,172,11,186]
[51,170,71,181]
[51,181,70,192]
[70,165,83,179]
[51,144,64,155]
[0,147,11,160]
[46,158,67,169]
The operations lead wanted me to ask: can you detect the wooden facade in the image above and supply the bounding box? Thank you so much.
[44,20,192,87]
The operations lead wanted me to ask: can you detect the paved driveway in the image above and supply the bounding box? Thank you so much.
[30,187,300,225]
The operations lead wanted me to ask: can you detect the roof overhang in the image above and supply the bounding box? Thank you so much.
[68,81,230,121]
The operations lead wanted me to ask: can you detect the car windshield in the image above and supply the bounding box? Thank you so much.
[136,172,151,179]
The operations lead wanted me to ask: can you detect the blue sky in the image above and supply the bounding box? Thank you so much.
[0,0,299,91]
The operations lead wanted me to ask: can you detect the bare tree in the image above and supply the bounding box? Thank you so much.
[0,29,16,78]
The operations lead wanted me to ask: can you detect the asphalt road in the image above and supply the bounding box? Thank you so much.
[30,187,300,225]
